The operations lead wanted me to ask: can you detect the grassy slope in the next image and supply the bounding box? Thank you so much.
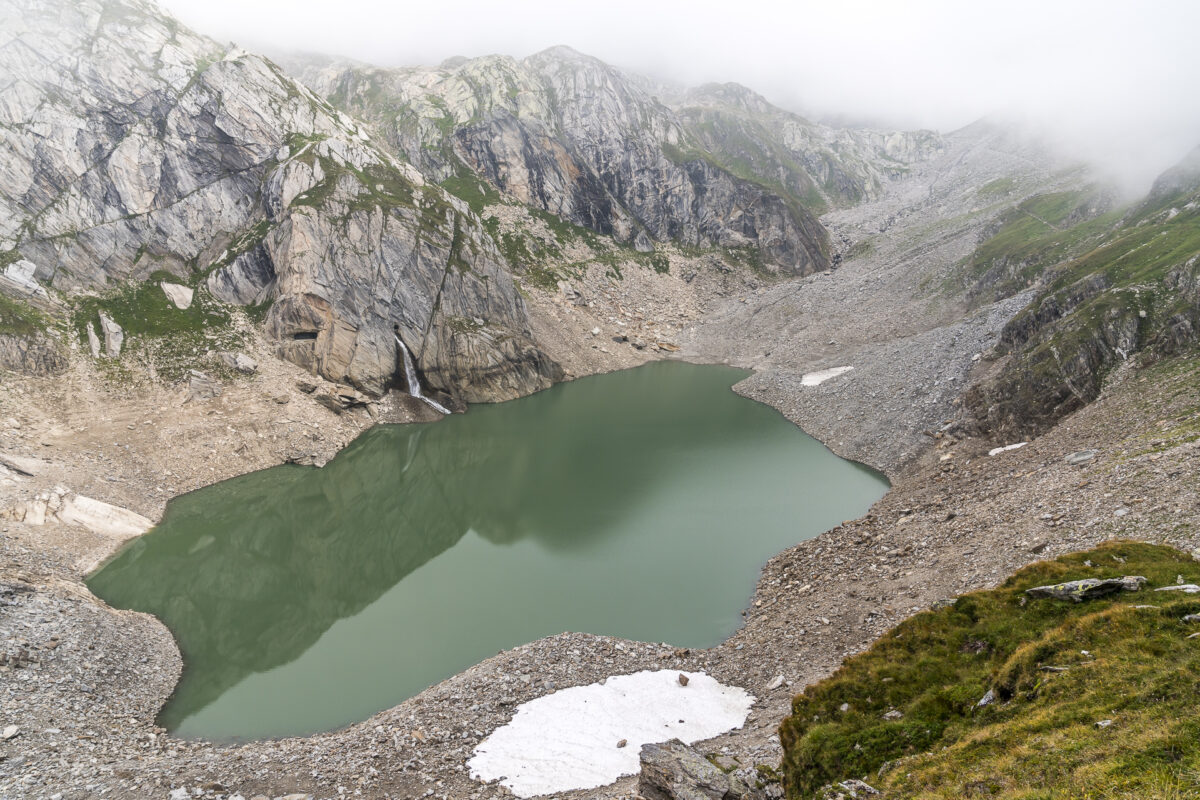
[0,292,53,337]
[71,270,246,383]
[780,541,1200,799]
[962,170,1200,436]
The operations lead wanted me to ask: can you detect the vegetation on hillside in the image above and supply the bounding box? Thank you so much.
[780,541,1200,799]
[71,271,246,382]
[0,291,53,338]
[963,158,1200,437]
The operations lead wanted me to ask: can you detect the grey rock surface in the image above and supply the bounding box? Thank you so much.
[97,311,123,358]
[160,282,195,310]
[639,739,756,800]
[286,49,943,275]
[0,333,66,375]
[1025,576,1145,602]
[0,0,558,400]
[186,370,222,402]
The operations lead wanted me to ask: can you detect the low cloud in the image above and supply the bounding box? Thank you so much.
[162,0,1200,193]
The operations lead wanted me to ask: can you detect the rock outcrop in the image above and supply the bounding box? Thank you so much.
[638,739,760,800]
[0,333,66,375]
[0,0,559,400]
[965,151,1200,437]
[287,49,943,275]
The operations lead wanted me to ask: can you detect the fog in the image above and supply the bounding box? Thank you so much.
[160,0,1200,194]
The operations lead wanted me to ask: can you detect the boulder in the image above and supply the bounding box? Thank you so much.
[638,739,756,800]
[314,385,372,414]
[1155,584,1200,594]
[160,282,195,310]
[0,452,48,476]
[186,370,223,402]
[1025,576,1146,602]
[821,780,880,799]
[218,351,258,374]
[1065,449,1098,465]
[57,493,153,539]
[86,322,101,359]
[97,311,123,358]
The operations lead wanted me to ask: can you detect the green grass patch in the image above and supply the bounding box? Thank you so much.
[71,273,244,383]
[956,190,1117,303]
[0,292,52,337]
[780,542,1200,799]
[978,177,1017,198]
[440,171,501,215]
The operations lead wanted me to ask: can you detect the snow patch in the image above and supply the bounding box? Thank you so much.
[801,366,854,386]
[468,670,753,798]
[988,442,1028,456]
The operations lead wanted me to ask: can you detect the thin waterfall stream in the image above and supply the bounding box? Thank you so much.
[395,333,450,415]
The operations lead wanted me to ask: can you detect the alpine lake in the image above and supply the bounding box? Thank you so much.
[87,361,888,740]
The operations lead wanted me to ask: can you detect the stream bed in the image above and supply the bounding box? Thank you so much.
[88,362,888,740]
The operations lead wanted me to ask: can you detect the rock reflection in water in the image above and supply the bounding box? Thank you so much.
[88,361,888,739]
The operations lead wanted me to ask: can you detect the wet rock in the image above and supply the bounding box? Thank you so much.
[1025,576,1145,602]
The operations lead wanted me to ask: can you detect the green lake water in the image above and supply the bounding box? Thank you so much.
[87,361,888,740]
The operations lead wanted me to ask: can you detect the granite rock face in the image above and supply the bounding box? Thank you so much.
[0,0,558,399]
[288,48,943,276]
[0,333,67,375]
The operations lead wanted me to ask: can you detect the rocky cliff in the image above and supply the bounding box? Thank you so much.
[0,0,559,399]
[965,148,1200,436]
[286,49,942,275]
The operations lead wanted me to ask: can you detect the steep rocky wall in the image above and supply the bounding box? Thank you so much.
[0,0,559,399]
[0,333,67,375]
[288,49,943,277]
[965,156,1200,437]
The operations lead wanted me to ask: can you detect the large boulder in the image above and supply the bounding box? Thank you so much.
[639,740,758,800]
[1025,576,1146,602]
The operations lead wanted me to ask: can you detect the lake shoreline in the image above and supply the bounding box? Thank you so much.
[7,334,1199,800]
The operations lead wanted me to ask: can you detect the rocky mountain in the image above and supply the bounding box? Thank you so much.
[0,0,559,400]
[964,148,1200,436]
[285,49,942,275]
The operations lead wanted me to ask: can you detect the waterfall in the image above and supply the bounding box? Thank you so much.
[394,334,450,415]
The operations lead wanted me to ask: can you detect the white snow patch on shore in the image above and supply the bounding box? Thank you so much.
[801,366,853,386]
[468,670,754,797]
[988,442,1028,456]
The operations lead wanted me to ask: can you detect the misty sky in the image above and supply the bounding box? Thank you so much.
[160,0,1200,192]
